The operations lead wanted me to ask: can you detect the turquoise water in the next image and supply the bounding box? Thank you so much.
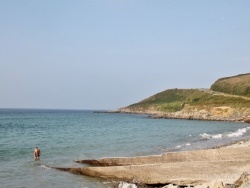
[1,109,250,188]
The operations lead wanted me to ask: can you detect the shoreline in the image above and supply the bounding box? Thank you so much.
[54,137,250,188]
[94,110,250,123]
[214,137,250,149]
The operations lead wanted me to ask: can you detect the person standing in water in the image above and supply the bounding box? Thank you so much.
[34,147,41,160]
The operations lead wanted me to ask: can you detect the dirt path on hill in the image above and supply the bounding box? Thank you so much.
[198,88,250,100]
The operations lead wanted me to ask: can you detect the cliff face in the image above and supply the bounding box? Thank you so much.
[119,104,250,122]
[118,74,250,122]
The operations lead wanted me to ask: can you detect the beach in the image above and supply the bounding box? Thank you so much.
[55,138,250,188]
[1,109,250,188]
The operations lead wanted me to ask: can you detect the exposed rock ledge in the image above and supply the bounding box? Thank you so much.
[113,106,250,123]
[53,146,250,188]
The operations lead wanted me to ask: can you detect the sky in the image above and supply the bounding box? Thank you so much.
[0,0,249,110]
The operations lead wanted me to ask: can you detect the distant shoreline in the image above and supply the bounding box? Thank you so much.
[94,110,250,123]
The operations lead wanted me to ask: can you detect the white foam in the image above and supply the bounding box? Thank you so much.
[39,165,51,169]
[212,134,222,139]
[200,127,250,140]
[227,128,248,137]
[173,143,191,150]
[200,133,212,139]
[118,182,137,188]
[200,133,222,139]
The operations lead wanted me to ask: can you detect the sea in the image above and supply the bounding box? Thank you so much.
[1,109,250,188]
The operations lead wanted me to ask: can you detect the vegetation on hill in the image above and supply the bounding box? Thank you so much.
[210,73,250,97]
[120,73,250,122]
[127,88,250,113]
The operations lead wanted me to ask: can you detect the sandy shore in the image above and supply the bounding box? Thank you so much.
[211,138,250,149]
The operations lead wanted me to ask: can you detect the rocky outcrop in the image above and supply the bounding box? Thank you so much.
[244,117,250,123]
[54,160,250,186]
[54,147,250,187]
[118,105,250,122]
[235,172,250,187]
[75,147,250,166]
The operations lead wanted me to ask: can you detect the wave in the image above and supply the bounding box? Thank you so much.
[173,142,192,150]
[200,127,250,140]
[227,127,250,137]
[200,133,222,139]
[39,165,51,169]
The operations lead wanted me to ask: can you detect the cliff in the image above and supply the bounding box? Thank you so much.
[117,74,250,122]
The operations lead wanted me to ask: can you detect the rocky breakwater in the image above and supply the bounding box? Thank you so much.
[53,146,250,188]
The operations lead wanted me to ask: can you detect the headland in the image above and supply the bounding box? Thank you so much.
[101,73,250,123]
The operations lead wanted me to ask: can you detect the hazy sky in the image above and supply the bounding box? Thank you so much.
[0,1,249,110]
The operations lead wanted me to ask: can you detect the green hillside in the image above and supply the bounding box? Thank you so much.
[210,73,250,97]
[128,88,250,113]
[120,73,250,121]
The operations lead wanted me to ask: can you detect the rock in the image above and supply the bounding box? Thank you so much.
[212,181,224,188]
[244,118,250,123]
[238,181,250,188]
[223,184,235,188]
[200,181,224,188]
[75,159,116,166]
[54,147,250,187]
[76,147,250,167]
[194,184,208,188]
[234,173,250,187]
[53,159,250,186]
[162,184,179,188]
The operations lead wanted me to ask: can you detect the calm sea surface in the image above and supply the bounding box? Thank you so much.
[1,109,250,188]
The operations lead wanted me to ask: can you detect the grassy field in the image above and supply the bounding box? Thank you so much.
[128,89,250,112]
[210,73,250,97]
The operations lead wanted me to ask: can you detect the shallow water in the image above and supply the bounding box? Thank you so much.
[0,109,249,188]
